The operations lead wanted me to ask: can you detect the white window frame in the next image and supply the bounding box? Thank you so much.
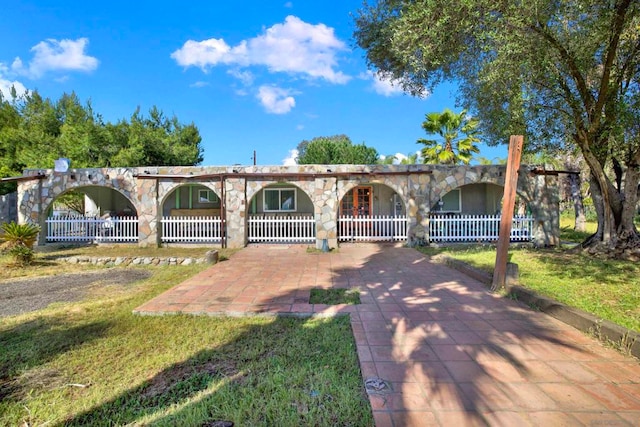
[198,189,219,204]
[263,188,297,212]
[439,189,461,213]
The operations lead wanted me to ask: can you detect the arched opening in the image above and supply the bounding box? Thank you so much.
[45,186,138,243]
[160,184,223,244]
[429,183,533,242]
[338,183,407,242]
[247,183,315,243]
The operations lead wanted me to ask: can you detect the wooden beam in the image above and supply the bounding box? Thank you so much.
[491,135,524,292]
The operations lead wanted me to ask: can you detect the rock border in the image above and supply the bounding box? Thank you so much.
[431,254,640,359]
[59,250,219,267]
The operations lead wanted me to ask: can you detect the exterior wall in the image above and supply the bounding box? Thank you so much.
[17,164,560,248]
[0,192,17,226]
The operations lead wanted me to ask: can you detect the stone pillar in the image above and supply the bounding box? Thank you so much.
[136,177,159,247]
[518,168,560,247]
[225,176,247,248]
[315,176,338,249]
[407,173,431,246]
[16,178,46,245]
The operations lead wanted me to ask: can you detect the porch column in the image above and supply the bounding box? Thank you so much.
[225,176,248,248]
[136,177,160,247]
[315,176,338,249]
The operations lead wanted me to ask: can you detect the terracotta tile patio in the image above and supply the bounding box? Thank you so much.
[133,243,640,426]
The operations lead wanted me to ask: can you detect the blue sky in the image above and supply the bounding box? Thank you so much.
[1,0,508,166]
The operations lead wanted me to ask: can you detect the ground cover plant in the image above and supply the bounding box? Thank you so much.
[418,243,640,333]
[0,251,372,426]
[309,288,360,305]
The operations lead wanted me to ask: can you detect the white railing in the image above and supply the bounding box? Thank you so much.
[161,216,222,243]
[338,215,408,242]
[428,214,533,242]
[248,214,315,243]
[46,215,138,243]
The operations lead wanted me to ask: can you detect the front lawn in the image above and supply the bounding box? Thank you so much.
[0,256,372,426]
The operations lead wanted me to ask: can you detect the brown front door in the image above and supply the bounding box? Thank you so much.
[341,186,372,216]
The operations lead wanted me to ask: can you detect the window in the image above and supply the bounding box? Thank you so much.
[198,189,219,203]
[439,189,461,212]
[264,188,296,212]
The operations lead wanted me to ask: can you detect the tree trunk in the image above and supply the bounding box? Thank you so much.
[583,171,640,258]
[569,172,586,232]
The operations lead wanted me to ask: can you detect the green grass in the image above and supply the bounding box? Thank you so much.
[0,263,372,426]
[418,244,640,332]
[309,288,361,305]
[559,215,597,243]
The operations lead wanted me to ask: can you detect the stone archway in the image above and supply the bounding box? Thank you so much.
[337,182,408,242]
[245,182,316,244]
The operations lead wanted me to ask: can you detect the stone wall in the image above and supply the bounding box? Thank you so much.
[17,164,560,248]
[0,192,17,226]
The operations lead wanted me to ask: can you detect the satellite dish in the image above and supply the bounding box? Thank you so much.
[54,158,71,173]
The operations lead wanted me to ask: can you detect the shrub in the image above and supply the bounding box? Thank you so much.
[1,221,41,266]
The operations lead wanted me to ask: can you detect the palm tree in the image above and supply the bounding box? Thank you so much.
[417,108,480,165]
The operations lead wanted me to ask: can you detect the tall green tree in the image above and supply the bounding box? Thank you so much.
[354,0,640,255]
[417,109,480,165]
[296,135,379,164]
[0,90,203,194]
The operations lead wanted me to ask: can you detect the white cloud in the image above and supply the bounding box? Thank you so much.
[296,124,304,130]
[12,38,98,78]
[283,148,298,165]
[189,81,210,88]
[172,16,349,84]
[257,85,296,114]
[363,71,405,97]
[227,69,254,86]
[0,77,27,99]
[284,2,293,8]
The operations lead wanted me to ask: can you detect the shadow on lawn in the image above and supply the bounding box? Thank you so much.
[61,315,369,426]
[0,317,112,401]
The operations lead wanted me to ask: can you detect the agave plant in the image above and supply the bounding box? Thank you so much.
[1,221,41,266]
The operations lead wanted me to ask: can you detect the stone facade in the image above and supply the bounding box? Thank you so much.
[17,164,559,248]
[0,192,18,227]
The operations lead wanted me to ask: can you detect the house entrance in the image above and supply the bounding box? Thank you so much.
[338,185,406,242]
[340,186,372,216]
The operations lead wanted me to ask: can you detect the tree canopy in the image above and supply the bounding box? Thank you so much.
[355,0,640,255]
[0,90,203,193]
[296,135,379,164]
[417,108,480,165]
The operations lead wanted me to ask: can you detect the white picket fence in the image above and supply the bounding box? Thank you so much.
[161,216,222,243]
[428,214,533,242]
[248,214,315,243]
[46,215,139,243]
[338,215,408,242]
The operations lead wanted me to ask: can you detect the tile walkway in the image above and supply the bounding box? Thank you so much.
[134,243,640,426]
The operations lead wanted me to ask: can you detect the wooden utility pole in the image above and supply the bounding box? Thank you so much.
[491,135,524,292]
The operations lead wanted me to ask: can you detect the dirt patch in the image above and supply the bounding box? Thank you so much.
[0,269,151,317]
